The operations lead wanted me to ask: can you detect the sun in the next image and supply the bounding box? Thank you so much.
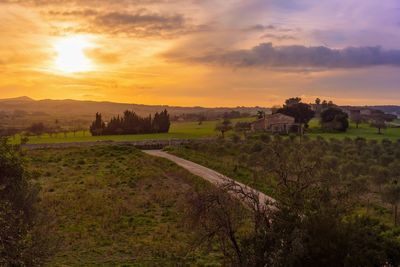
[53,36,94,73]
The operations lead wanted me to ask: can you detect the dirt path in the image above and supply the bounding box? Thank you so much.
[143,150,275,207]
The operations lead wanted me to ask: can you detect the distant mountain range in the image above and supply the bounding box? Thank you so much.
[0,96,267,119]
[0,96,398,119]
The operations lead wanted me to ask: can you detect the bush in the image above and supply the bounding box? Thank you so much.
[0,138,52,265]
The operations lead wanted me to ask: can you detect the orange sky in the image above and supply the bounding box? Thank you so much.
[1,0,400,107]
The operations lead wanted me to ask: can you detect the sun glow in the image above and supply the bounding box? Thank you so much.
[53,36,94,73]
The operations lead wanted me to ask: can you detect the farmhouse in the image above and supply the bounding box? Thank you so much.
[251,113,296,134]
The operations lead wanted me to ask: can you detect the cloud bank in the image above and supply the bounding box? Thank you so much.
[184,43,400,69]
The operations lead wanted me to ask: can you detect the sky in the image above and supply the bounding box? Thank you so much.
[1,0,400,107]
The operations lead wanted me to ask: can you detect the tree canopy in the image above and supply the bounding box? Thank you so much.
[90,109,171,136]
[320,107,349,132]
[277,98,315,126]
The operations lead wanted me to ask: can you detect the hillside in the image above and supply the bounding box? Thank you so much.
[0,96,266,118]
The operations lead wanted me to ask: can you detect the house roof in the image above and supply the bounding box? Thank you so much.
[251,113,295,125]
[267,113,295,120]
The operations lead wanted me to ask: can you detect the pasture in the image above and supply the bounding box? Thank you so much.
[26,146,218,266]
[12,118,254,144]
[307,118,400,141]
[8,117,400,145]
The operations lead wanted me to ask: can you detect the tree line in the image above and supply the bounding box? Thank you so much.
[90,109,171,136]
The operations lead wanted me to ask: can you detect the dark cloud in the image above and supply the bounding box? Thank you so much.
[260,33,297,41]
[45,7,194,38]
[95,11,184,31]
[181,43,400,69]
[244,24,276,32]
[48,9,98,17]
[1,0,192,37]
[80,11,195,37]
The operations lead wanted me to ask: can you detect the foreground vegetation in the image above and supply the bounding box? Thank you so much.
[167,135,400,227]
[174,135,400,266]
[1,144,224,266]
[3,135,400,266]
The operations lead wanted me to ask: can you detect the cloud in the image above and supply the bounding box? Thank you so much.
[1,0,199,38]
[48,9,98,17]
[243,24,276,32]
[92,11,185,37]
[176,43,400,70]
[50,6,214,38]
[44,8,196,38]
[260,33,297,41]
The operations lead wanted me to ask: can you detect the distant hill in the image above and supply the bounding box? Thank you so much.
[0,96,34,103]
[370,105,400,114]
[0,96,267,119]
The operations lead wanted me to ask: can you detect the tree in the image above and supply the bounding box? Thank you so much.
[320,108,349,132]
[0,138,52,265]
[370,165,389,192]
[285,97,302,107]
[197,115,206,125]
[257,110,265,119]
[315,98,321,105]
[187,178,400,266]
[158,109,171,133]
[91,110,170,136]
[27,122,46,137]
[277,99,315,133]
[179,133,400,265]
[371,118,387,134]
[351,113,363,128]
[215,118,232,138]
[321,100,328,109]
[90,113,105,136]
[234,122,251,138]
[382,183,400,226]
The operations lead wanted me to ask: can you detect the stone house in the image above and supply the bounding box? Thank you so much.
[251,113,296,134]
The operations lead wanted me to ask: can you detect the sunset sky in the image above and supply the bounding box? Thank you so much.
[1,0,400,107]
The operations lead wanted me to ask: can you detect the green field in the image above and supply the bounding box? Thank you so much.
[307,118,400,141]
[8,117,400,144]
[12,118,254,144]
[27,146,219,266]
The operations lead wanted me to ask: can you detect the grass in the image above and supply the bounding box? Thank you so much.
[307,118,400,141]
[12,118,254,145]
[166,143,275,196]
[9,117,400,145]
[26,145,220,266]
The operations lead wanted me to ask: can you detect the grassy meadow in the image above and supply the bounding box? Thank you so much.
[307,118,400,141]
[7,116,400,145]
[13,118,254,144]
[26,146,220,266]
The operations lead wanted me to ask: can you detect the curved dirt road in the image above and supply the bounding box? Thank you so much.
[143,150,275,207]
